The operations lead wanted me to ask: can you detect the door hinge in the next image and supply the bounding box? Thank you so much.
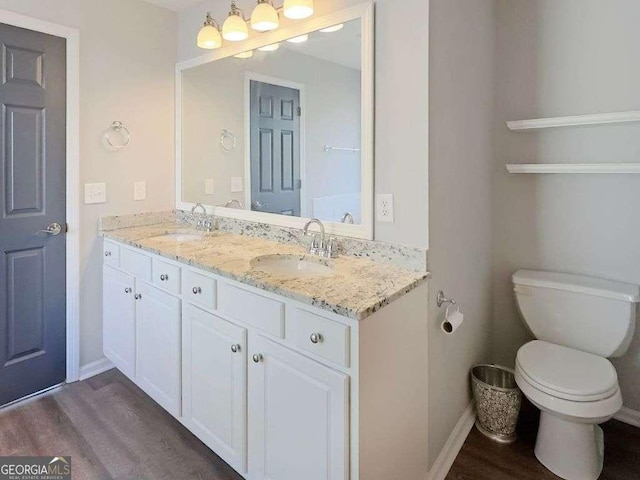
[297,106,302,117]
[297,179,302,189]
[65,223,69,233]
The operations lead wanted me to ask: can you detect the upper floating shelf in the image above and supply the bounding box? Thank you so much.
[507,110,640,131]
[506,163,640,174]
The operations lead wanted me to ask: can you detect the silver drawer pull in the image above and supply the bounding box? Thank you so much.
[124,288,132,294]
[105,251,112,257]
[310,333,323,344]
[231,344,241,353]
[252,354,264,363]
[160,274,169,282]
[135,294,142,300]
[192,286,202,295]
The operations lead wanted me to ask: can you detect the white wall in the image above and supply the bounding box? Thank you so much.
[178,0,429,248]
[0,0,177,367]
[428,0,496,468]
[493,0,640,413]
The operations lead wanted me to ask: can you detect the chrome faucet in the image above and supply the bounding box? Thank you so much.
[341,212,355,224]
[190,203,213,232]
[302,218,338,258]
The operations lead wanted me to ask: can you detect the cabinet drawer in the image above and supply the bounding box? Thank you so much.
[120,247,152,282]
[219,283,284,338]
[103,240,120,268]
[295,309,350,367]
[183,269,217,310]
[152,258,181,294]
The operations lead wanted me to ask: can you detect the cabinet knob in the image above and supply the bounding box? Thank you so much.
[135,294,142,300]
[252,354,264,363]
[231,344,241,353]
[192,286,202,295]
[160,274,169,282]
[124,288,132,294]
[105,251,111,257]
[310,333,323,344]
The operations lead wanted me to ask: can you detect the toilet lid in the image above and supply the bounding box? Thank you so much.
[516,341,618,401]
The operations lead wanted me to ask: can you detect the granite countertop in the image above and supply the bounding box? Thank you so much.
[101,223,429,320]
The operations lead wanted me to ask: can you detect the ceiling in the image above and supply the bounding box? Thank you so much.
[141,0,203,11]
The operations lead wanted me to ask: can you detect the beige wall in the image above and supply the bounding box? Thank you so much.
[493,0,640,412]
[428,0,496,468]
[178,0,429,248]
[0,0,177,366]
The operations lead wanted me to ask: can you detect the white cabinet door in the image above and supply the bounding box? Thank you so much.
[182,304,247,474]
[103,265,136,380]
[136,281,182,417]
[249,336,349,480]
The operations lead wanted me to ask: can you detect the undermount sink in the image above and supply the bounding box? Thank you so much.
[250,255,335,278]
[147,232,204,243]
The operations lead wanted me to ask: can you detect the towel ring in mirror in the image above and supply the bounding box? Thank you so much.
[104,121,131,150]
[220,129,237,153]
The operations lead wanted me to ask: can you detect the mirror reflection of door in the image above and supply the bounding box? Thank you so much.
[250,80,301,216]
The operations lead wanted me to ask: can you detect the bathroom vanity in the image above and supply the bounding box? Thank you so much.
[101,220,429,480]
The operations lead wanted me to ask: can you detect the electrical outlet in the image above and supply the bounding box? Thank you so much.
[376,194,394,223]
[205,178,215,195]
[134,181,146,201]
[84,183,107,204]
[231,177,244,193]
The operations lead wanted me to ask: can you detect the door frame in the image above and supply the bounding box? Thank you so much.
[244,72,307,217]
[0,10,81,383]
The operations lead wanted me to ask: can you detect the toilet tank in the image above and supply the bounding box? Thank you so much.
[512,270,640,358]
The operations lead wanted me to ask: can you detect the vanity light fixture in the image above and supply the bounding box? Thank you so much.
[320,23,344,33]
[234,50,254,59]
[258,43,280,52]
[251,0,279,32]
[283,0,314,19]
[223,1,249,41]
[197,12,222,49]
[286,34,309,43]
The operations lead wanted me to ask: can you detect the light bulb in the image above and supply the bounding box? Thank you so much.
[251,1,279,32]
[234,50,254,59]
[320,23,344,33]
[223,2,249,41]
[286,34,308,44]
[283,0,314,19]
[197,13,222,49]
[258,43,280,52]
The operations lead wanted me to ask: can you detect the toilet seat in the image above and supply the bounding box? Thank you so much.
[516,340,618,402]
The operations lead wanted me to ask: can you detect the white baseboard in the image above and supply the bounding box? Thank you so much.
[78,358,114,381]
[428,402,476,480]
[614,407,640,428]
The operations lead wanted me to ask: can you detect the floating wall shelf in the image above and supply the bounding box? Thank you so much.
[506,110,640,131]
[506,163,640,174]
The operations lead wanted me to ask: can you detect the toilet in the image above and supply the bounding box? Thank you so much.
[512,270,639,480]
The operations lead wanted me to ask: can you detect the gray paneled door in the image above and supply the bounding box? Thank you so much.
[0,23,67,405]
[250,80,301,216]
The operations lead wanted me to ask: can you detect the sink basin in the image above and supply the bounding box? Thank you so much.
[250,255,335,278]
[147,232,204,243]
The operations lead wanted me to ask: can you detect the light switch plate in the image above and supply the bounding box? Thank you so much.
[205,178,215,195]
[231,177,243,193]
[134,181,146,201]
[84,183,107,204]
[376,194,394,223]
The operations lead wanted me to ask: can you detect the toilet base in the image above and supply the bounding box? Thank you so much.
[534,411,604,480]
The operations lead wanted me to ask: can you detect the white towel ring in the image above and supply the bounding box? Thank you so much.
[220,129,237,153]
[104,121,131,150]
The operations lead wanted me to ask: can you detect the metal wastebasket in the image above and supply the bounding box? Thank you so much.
[471,364,522,444]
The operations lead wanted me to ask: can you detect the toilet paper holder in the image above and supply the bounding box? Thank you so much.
[437,290,456,308]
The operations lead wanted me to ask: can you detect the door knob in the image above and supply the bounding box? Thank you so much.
[231,344,241,353]
[124,288,132,294]
[37,223,62,236]
[310,333,323,344]
[252,354,264,363]
[192,286,202,295]
[251,201,268,211]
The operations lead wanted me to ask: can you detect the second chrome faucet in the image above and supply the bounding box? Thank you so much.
[302,219,339,258]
